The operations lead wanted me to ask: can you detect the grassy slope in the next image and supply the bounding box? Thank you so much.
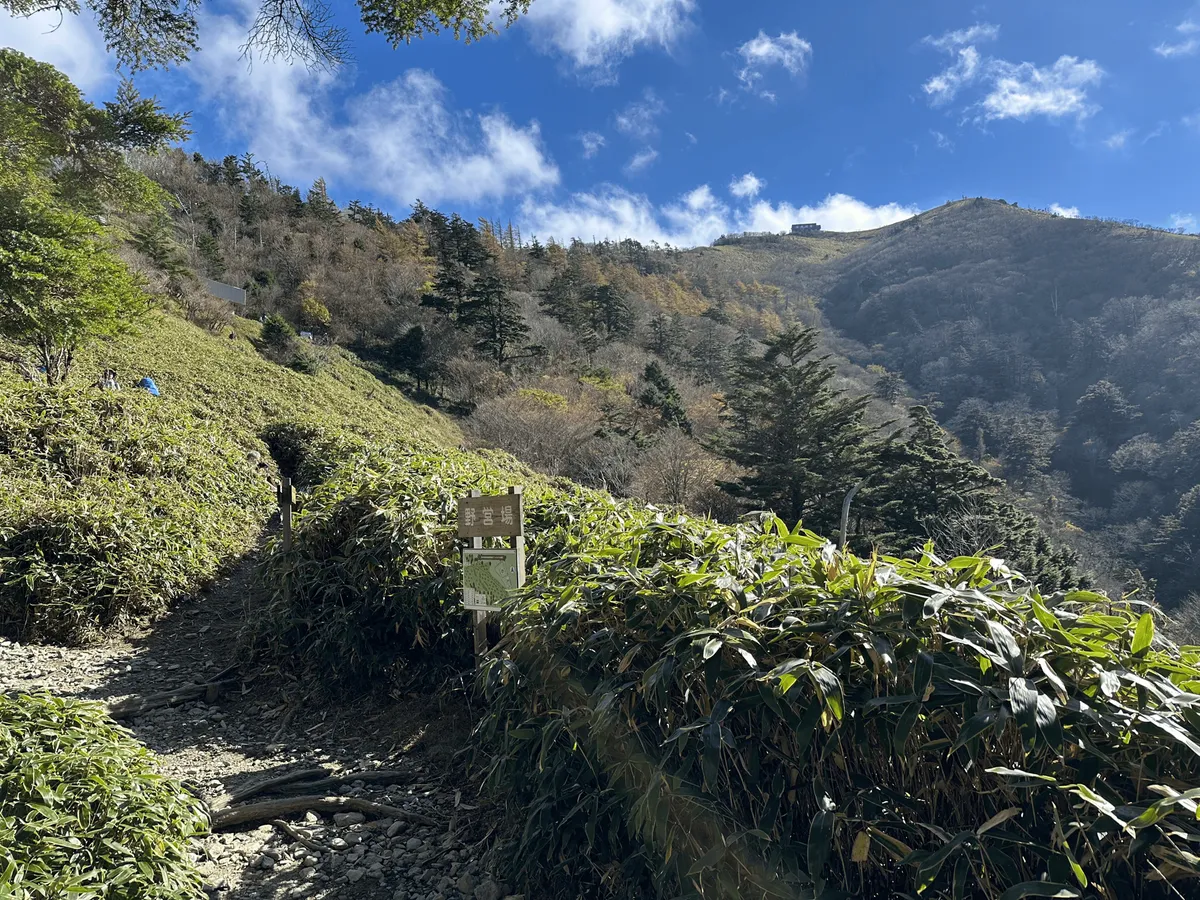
[73,314,460,449]
[0,313,458,642]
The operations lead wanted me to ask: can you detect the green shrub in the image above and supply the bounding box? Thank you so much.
[0,692,208,899]
[253,426,1200,898]
[287,342,324,375]
[477,511,1200,899]
[0,383,273,642]
[260,312,295,350]
[247,430,591,689]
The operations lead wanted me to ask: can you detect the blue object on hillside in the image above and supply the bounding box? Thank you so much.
[137,376,160,397]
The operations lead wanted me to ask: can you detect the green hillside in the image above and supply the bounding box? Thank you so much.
[693,201,1200,609]
[0,313,457,642]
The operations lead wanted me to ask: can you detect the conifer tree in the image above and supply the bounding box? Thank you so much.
[639,362,692,434]
[305,178,340,223]
[721,325,876,533]
[459,268,530,366]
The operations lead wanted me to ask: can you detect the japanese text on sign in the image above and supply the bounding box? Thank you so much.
[458,493,524,538]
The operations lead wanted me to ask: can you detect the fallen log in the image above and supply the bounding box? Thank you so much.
[224,768,414,806]
[106,678,238,719]
[106,664,241,720]
[226,768,333,805]
[210,796,441,830]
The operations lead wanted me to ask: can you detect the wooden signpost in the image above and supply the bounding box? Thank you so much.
[278,476,296,552]
[458,487,525,657]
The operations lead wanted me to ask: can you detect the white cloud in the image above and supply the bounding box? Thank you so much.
[185,10,558,207]
[1050,203,1080,218]
[1154,38,1199,57]
[615,88,666,139]
[1104,129,1133,149]
[923,24,1103,121]
[0,8,113,93]
[924,23,1000,52]
[1155,17,1200,57]
[684,131,697,144]
[521,0,695,81]
[579,131,606,158]
[729,172,765,198]
[930,129,954,150]
[1170,212,1197,232]
[736,30,812,91]
[744,194,920,234]
[982,56,1103,121]
[1143,121,1169,143]
[520,186,918,246]
[1185,111,1200,131]
[923,46,984,103]
[623,147,659,174]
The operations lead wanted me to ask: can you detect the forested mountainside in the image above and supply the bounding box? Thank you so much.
[124,147,1083,591]
[710,199,1200,607]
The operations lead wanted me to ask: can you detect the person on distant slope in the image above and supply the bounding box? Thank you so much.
[136,375,160,397]
[94,369,120,391]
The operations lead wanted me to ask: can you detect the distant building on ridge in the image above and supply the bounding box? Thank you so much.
[791,223,821,235]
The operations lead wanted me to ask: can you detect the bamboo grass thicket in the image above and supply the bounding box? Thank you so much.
[254,425,1200,899]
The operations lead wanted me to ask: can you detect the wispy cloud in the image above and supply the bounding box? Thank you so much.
[521,0,696,82]
[924,23,1001,52]
[615,88,666,139]
[1155,17,1200,57]
[1170,212,1198,232]
[623,147,659,174]
[1050,203,1081,218]
[735,30,813,96]
[0,7,114,93]
[930,129,954,151]
[579,131,606,158]
[1104,129,1133,149]
[183,9,559,207]
[729,172,765,198]
[923,24,1103,122]
[520,187,919,246]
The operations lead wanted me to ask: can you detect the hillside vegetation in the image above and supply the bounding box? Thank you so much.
[125,150,1085,595]
[0,312,456,642]
[706,200,1200,609]
[251,421,1200,900]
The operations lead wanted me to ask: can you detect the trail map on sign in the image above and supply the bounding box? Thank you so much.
[462,550,520,611]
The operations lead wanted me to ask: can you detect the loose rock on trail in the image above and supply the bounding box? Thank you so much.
[0,547,517,900]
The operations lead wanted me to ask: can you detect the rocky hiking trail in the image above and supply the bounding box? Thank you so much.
[0,545,519,900]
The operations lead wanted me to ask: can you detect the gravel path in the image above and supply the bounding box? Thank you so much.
[0,547,518,900]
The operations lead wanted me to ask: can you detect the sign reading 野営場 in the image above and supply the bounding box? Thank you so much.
[457,493,524,539]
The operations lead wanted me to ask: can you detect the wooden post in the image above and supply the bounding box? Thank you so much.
[499,485,525,647]
[469,489,487,658]
[280,476,295,552]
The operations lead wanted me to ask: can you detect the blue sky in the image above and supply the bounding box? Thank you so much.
[4,0,1199,244]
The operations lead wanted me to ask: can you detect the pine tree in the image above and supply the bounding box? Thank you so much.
[721,325,876,533]
[639,362,692,434]
[868,407,1000,551]
[588,283,634,339]
[388,324,434,392]
[459,269,530,366]
[305,178,340,224]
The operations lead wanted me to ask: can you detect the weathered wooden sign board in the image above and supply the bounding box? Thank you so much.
[457,493,524,538]
[459,487,525,655]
